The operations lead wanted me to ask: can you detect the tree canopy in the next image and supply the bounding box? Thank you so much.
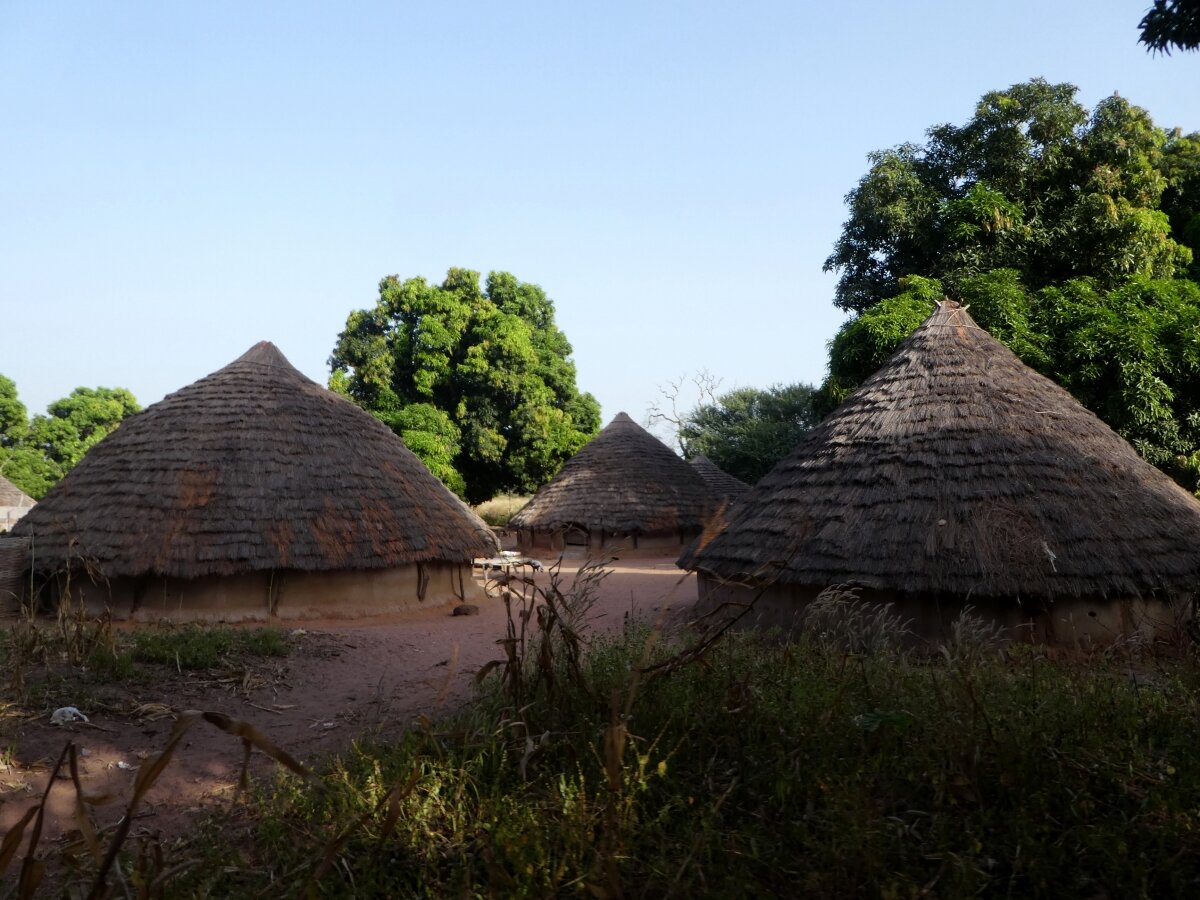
[823,81,1200,491]
[0,381,140,498]
[0,375,28,446]
[679,383,821,484]
[329,268,601,503]
[825,80,1197,314]
[1139,0,1200,54]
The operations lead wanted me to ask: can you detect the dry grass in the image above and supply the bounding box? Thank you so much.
[472,494,531,527]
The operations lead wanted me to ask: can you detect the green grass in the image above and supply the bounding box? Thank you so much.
[130,624,288,670]
[0,621,292,715]
[168,625,1200,898]
[84,643,138,681]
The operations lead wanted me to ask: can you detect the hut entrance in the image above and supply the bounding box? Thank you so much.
[563,526,589,550]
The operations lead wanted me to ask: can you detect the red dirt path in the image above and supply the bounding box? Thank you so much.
[0,559,695,849]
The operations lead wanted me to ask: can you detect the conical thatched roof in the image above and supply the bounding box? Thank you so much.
[0,475,33,508]
[510,412,717,533]
[689,454,750,502]
[12,342,496,578]
[680,301,1200,602]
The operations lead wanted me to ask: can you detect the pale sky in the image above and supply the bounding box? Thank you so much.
[2,1,1197,430]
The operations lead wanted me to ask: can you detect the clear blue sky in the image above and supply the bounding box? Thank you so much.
[2,1,1196,434]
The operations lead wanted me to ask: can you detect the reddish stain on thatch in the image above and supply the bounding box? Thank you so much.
[265,519,296,569]
[309,497,356,568]
[178,466,217,509]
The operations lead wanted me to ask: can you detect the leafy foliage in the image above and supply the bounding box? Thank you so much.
[0,380,140,498]
[825,80,1193,313]
[1038,277,1200,487]
[824,276,947,404]
[330,269,600,503]
[823,80,1200,492]
[680,383,821,484]
[0,375,27,445]
[1161,128,1200,278]
[1139,0,1200,54]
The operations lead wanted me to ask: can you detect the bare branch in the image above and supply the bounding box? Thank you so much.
[646,370,723,455]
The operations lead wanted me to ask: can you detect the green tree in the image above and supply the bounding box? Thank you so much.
[1037,277,1200,486]
[0,382,139,498]
[0,374,48,498]
[823,80,1200,491]
[679,383,821,484]
[1161,129,1200,277]
[0,445,60,499]
[825,80,1192,313]
[1140,0,1200,53]
[330,268,601,503]
[382,403,465,498]
[25,387,141,473]
[0,375,28,446]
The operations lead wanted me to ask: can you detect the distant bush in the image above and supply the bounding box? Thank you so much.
[473,493,530,527]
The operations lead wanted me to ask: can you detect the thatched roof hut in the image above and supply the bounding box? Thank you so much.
[12,342,497,621]
[689,454,750,502]
[510,412,717,557]
[0,475,34,533]
[680,301,1200,642]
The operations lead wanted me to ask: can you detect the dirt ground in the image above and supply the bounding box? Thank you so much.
[0,558,696,850]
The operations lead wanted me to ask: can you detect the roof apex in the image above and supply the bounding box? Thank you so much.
[230,341,303,374]
[510,411,716,532]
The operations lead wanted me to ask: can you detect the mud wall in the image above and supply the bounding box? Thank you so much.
[59,563,482,623]
[693,574,1182,646]
[518,527,701,560]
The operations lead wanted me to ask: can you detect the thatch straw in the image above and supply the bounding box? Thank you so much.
[680,301,1200,602]
[12,342,497,579]
[510,413,717,534]
[689,454,750,502]
[0,476,33,509]
[0,535,31,615]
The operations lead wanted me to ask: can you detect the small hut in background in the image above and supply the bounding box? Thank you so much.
[0,475,34,533]
[680,301,1200,643]
[689,454,750,504]
[11,342,497,622]
[511,412,718,558]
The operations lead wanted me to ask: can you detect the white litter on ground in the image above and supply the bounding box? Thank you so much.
[49,706,89,726]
